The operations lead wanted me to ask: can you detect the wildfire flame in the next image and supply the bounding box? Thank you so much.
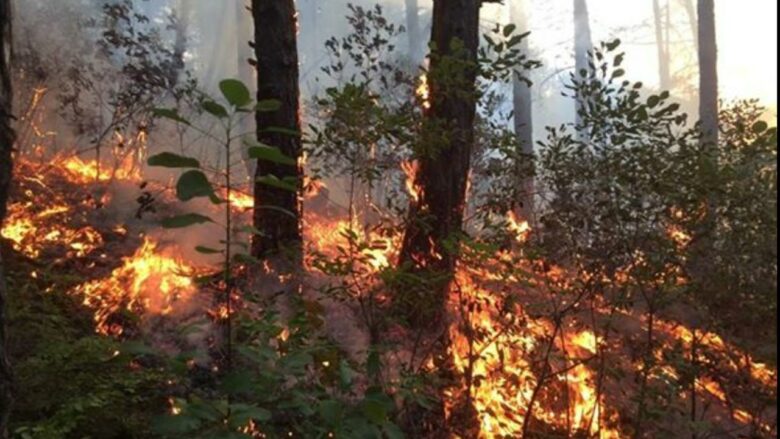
[416,73,431,110]
[75,237,199,336]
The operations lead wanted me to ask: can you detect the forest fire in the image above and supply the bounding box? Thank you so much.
[1,1,776,436]
[75,236,199,336]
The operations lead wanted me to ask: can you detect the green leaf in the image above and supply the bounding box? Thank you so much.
[148,152,200,168]
[256,99,282,112]
[161,213,214,229]
[195,246,223,254]
[151,414,201,435]
[752,120,769,134]
[220,79,252,108]
[229,404,271,426]
[360,398,387,424]
[383,422,406,439]
[222,370,254,395]
[262,126,300,137]
[177,170,215,201]
[119,341,157,357]
[503,24,516,37]
[647,95,660,108]
[319,400,343,426]
[247,144,297,166]
[202,100,229,118]
[152,108,190,125]
[256,175,298,192]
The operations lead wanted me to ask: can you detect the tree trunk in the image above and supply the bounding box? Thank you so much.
[510,0,535,222]
[653,0,671,90]
[573,0,592,135]
[397,0,481,435]
[698,0,718,148]
[0,0,13,435]
[399,0,481,307]
[405,0,423,65]
[682,0,698,51]
[250,0,303,261]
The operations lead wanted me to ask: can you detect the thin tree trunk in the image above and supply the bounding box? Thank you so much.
[573,0,592,136]
[0,0,13,435]
[682,0,698,51]
[237,0,256,181]
[653,0,671,90]
[510,0,535,222]
[405,0,423,65]
[169,0,189,87]
[251,0,303,261]
[698,0,718,148]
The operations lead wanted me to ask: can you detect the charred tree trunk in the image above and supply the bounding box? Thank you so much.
[0,0,13,435]
[697,0,718,148]
[250,0,303,262]
[397,0,481,436]
[573,0,592,136]
[510,0,535,222]
[653,0,672,90]
[399,0,481,314]
[405,0,423,65]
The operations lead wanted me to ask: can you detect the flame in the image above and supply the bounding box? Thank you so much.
[416,73,431,110]
[1,200,103,258]
[401,160,422,203]
[74,237,199,335]
[507,211,531,243]
[60,155,141,183]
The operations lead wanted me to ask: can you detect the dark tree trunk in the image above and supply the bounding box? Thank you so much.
[510,0,535,221]
[698,0,718,148]
[573,0,592,134]
[405,0,423,65]
[397,0,481,435]
[653,0,671,90]
[399,0,481,305]
[0,0,13,435]
[250,0,303,261]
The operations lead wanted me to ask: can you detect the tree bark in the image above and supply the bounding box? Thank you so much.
[250,0,303,261]
[0,0,13,435]
[697,0,718,148]
[510,0,535,221]
[573,0,592,135]
[397,0,481,434]
[399,0,481,301]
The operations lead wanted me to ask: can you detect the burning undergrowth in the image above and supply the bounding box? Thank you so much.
[3,149,777,438]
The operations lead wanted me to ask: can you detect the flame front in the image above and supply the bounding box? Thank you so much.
[75,237,198,336]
